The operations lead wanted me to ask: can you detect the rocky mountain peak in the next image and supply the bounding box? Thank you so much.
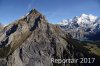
[19,9,45,24]
[29,9,39,14]
[0,9,47,52]
[0,9,70,66]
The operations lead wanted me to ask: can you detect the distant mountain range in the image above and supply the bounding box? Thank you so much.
[59,14,100,41]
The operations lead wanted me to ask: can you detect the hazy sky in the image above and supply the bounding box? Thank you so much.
[0,0,100,25]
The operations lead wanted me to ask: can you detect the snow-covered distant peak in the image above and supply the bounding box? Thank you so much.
[81,13,88,17]
[75,14,97,25]
[59,19,73,25]
[59,14,98,27]
[59,19,69,25]
[88,14,97,20]
[80,13,97,19]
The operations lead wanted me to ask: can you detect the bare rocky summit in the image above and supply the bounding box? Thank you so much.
[0,9,100,66]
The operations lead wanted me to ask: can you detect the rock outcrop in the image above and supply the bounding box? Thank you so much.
[0,23,4,37]
[0,9,100,66]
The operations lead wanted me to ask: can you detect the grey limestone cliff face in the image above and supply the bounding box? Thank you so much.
[0,9,99,66]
